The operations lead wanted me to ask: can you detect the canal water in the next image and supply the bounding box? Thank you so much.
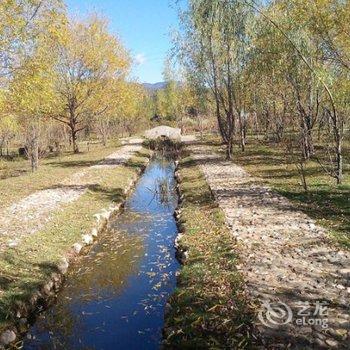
[23,156,179,350]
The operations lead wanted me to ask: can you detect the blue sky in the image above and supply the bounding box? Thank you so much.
[66,0,182,83]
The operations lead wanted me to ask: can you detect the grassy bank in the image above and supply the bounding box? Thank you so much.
[200,135,349,249]
[231,139,350,249]
[0,148,150,333]
[0,143,120,210]
[164,153,254,349]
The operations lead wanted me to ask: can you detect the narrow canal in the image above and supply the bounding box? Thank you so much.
[23,155,179,349]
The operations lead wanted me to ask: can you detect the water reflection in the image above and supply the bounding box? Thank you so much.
[23,157,179,350]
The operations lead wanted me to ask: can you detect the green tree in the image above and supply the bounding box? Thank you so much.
[176,0,253,158]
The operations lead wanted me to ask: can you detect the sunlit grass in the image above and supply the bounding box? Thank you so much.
[0,148,150,332]
[0,142,122,210]
[231,139,350,249]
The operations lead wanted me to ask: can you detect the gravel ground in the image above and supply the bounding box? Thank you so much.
[0,142,143,251]
[189,144,349,349]
[181,135,197,143]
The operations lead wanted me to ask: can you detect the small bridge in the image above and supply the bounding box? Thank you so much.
[144,126,181,142]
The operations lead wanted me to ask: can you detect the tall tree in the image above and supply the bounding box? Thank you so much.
[8,28,59,171]
[3,0,65,170]
[0,0,64,78]
[176,0,253,158]
[50,15,130,153]
[251,0,347,184]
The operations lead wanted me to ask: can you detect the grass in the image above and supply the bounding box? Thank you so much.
[163,154,255,349]
[0,142,120,210]
[0,148,150,332]
[228,138,350,249]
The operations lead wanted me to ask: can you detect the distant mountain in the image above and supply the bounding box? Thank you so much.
[142,82,167,92]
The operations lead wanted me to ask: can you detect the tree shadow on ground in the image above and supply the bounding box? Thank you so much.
[88,184,125,203]
[47,159,101,169]
[211,183,349,246]
[181,153,224,169]
[0,257,77,336]
[194,139,349,249]
[43,183,126,204]
[182,141,349,348]
[246,275,349,349]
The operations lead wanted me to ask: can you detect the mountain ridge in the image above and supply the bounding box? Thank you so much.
[142,82,167,92]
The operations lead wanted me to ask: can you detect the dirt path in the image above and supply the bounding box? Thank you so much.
[189,144,349,349]
[0,142,143,251]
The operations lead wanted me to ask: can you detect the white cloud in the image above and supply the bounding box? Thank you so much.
[134,53,146,65]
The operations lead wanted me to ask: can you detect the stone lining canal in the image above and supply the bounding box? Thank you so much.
[23,156,179,349]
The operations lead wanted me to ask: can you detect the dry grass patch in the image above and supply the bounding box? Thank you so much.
[0,149,150,332]
[0,143,119,210]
